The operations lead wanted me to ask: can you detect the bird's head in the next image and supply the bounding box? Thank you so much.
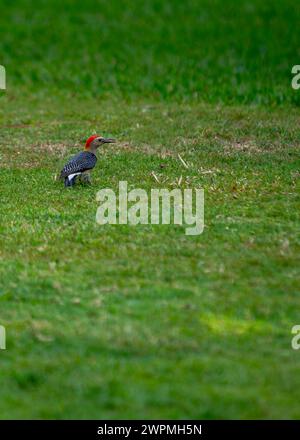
[85,135,116,152]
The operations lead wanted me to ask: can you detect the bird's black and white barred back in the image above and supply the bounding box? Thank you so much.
[60,151,97,187]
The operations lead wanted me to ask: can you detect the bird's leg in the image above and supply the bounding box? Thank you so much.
[81,171,92,185]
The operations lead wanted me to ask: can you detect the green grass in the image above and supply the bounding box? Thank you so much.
[0,0,300,419]
[2,0,300,104]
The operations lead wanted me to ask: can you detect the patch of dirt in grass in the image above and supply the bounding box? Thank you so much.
[173,136,199,148]
[114,141,176,157]
[1,123,33,129]
[221,139,298,154]
[223,140,264,154]
[0,153,40,169]
[34,142,71,156]
[0,142,73,169]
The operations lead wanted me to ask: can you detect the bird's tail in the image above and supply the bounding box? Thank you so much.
[64,175,78,187]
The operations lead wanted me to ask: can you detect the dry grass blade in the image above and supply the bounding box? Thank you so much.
[178,153,189,169]
[151,171,160,183]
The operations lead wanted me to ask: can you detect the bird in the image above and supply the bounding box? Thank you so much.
[60,135,115,187]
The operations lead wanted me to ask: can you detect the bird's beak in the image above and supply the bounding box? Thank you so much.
[102,138,116,143]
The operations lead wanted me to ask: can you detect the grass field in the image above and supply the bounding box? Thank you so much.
[0,0,300,419]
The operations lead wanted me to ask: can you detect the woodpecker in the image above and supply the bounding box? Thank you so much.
[60,135,115,187]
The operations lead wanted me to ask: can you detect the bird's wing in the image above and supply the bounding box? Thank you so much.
[60,151,97,178]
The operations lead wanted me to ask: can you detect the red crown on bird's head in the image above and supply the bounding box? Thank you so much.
[85,135,101,150]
